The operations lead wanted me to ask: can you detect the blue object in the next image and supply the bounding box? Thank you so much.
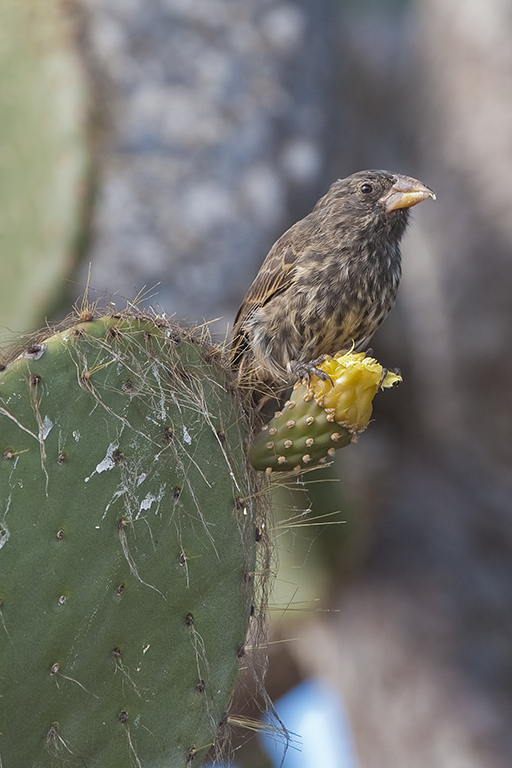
[260,678,358,768]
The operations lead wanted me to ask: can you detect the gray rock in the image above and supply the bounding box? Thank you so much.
[76,0,338,333]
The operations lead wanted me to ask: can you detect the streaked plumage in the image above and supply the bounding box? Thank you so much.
[230,169,434,394]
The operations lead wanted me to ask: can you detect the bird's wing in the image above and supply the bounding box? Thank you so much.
[229,236,301,368]
[233,240,300,329]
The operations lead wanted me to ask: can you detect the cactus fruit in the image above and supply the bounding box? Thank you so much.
[0,313,264,767]
[250,351,401,472]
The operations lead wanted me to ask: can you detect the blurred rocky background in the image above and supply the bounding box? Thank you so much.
[2,0,512,766]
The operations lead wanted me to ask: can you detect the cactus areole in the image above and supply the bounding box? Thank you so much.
[0,314,261,767]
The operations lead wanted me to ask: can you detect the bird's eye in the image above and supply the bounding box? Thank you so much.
[361,183,373,194]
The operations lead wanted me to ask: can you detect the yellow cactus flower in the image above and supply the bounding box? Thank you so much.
[297,351,401,434]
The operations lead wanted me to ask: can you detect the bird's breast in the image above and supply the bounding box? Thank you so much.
[296,243,401,305]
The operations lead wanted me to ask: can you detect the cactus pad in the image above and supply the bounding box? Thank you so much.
[0,314,259,767]
[0,2,89,345]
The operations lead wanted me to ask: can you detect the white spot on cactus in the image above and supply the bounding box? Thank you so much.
[73,430,81,441]
[85,442,118,482]
[0,523,9,549]
[182,426,192,445]
[136,473,147,487]
[41,415,53,440]
[22,343,46,360]
[139,493,157,512]
[136,485,166,518]
[142,643,150,655]
[102,488,125,518]
[96,443,118,473]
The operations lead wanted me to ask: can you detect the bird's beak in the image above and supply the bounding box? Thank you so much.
[380,174,436,212]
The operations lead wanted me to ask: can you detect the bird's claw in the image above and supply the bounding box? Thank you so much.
[290,358,334,387]
[378,367,388,388]
[378,366,401,388]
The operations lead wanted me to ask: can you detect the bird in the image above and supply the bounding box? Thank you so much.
[230,169,435,400]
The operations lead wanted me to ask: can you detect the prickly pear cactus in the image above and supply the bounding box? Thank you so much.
[251,351,401,472]
[0,313,262,767]
[0,2,89,345]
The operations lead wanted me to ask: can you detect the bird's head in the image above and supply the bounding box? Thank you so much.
[316,169,435,243]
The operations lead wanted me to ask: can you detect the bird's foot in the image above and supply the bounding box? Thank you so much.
[378,367,388,388]
[289,357,334,387]
[378,366,402,388]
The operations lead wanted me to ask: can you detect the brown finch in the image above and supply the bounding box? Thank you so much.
[230,169,434,397]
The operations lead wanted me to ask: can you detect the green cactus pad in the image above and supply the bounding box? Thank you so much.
[0,314,259,767]
[0,2,89,345]
[250,391,351,473]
